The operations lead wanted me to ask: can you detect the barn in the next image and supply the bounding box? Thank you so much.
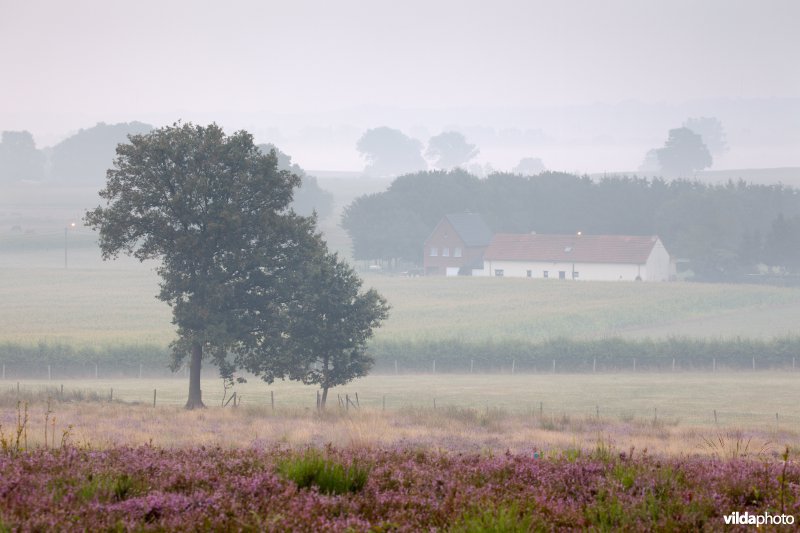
[478,233,674,281]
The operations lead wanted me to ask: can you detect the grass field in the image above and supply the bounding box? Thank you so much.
[2,261,800,348]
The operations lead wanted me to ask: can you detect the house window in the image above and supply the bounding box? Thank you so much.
[526,270,532,278]
[543,270,549,279]
[573,271,580,279]
[559,271,566,280]
[443,247,450,257]
[454,247,462,257]
[430,247,438,257]
[494,269,504,277]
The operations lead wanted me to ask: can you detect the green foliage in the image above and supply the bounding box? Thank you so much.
[656,127,712,177]
[425,131,479,170]
[356,127,427,177]
[277,450,370,495]
[449,502,534,533]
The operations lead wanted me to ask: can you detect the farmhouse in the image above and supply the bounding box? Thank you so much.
[423,213,492,276]
[479,233,674,281]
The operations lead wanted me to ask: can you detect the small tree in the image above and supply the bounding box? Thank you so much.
[85,122,315,409]
[245,251,389,407]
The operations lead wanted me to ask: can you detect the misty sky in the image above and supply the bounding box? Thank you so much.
[2,0,799,171]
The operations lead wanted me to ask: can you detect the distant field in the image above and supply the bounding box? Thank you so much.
[1,262,799,348]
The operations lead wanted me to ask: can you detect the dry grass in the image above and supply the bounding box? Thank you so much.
[2,374,798,458]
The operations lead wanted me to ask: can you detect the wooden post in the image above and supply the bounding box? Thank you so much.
[632,359,636,372]
[713,358,716,372]
[60,384,63,399]
[139,364,142,379]
[95,363,98,379]
[539,401,543,418]
[110,388,113,402]
[593,357,596,372]
[432,359,436,374]
[752,356,755,370]
[433,398,436,409]
[596,404,599,419]
[470,359,474,373]
[271,390,274,412]
[316,390,320,411]
[776,412,779,431]
[653,407,657,423]
[552,359,555,373]
[382,395,386,411]
[394,360,398,375]
[511,359,516,375]
[2,363,4,380]
[17,381,19,395]
[48,364,51,381]
[153,389,156,407]
[672,358,675,371]
[794,357,796,370]
[345,394,350,412]
[355,392,360,407]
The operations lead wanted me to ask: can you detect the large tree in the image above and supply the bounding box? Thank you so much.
[241,250,388,408]
[85,122,317,408]
[656,127,712,177]
[425,131,479,170]
[356,127,427,177]
[0,131,45,182]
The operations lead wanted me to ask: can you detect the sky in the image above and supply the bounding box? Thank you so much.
[2,0,799,171]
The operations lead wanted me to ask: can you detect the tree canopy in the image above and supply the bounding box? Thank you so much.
[655,127,713,177]
[257,143,333,220]
[85,122,320,408]
[356,127,427,177]
[0,131,45,183]
[425,131,479,169]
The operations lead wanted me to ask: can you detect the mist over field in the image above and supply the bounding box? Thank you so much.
[2,1,800,529]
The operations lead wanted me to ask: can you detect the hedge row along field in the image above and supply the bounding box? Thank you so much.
[372,337,800,373]
[3,337,800,375]
[0,445,798,530]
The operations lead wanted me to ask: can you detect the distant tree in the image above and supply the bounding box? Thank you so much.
[763,214,800,272]
[425,131,479,169]
[51,122,153,185]
[242,251,389,408]
[85,122,319,409]
[656,127,712,177]
[258,143,333,220]
[356,127,427,177]
[0,131,45,182]
[638,149,661,173]
[683,117,728,155]
[512,157,546,175]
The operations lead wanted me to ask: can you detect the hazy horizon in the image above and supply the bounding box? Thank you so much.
[2,0,799,173]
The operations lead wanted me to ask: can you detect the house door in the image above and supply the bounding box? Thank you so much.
[445,267,460,277]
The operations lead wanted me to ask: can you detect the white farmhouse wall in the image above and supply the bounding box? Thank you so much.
[482,260,648,280]
[642,239,673,281]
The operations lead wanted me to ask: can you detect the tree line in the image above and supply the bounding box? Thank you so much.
[85,123,388,408]
[341,170,800,281]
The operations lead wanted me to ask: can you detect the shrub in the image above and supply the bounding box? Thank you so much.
[277,450,370,495]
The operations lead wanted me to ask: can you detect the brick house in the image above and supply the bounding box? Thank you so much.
[423,213,493,276]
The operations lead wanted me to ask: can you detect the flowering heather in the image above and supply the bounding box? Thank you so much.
[1,445,798,531]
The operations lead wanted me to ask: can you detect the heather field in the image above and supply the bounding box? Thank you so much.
[1,443,799,530]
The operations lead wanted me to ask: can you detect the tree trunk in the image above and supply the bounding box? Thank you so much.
[321,386,329,409]
[185,342,205,409]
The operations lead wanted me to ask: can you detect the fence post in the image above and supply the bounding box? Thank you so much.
[95,363,98,379]
[593,357,596,373]
[794,357,796,370]
[433,398,436,409]
[139,364,142,379]
[110,388,113,402]
[596,404,599,419]
[382,394,386,411]
[271,390,274,412]
[511,359,516,375]
[60,384,63,399]
[552,359,555,373]
[632,359,636,372]
[713,358,716,372]
[714,409,718,425]
[316,390,320,411]
[752,356,755,371]
[153,389,156,407]
[432,359,436,374]
[539,401,543,418]
[672,358,675,371]
[394,360,398,375]
[2,363,4,380]
[470,359,473,373]
[48,364,51,381]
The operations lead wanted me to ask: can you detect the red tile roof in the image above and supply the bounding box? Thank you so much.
[484,234,661,264]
